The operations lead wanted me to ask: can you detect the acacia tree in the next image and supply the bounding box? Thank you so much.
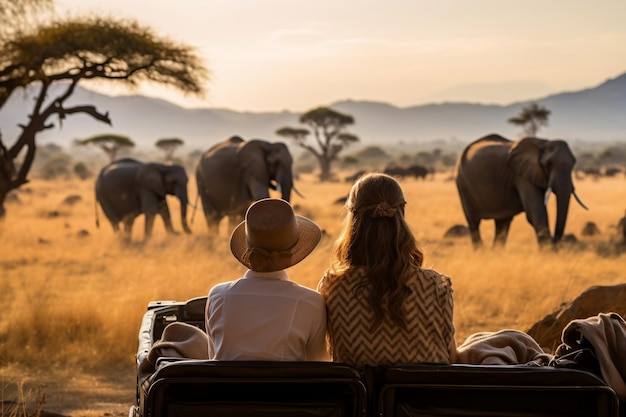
[155,137,184,162]
[276,107,359,181]
[508,103,551,137]
[0,2,209,218]
[77,134,136,162]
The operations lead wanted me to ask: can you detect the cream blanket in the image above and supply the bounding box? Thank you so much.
[456,329,552,365]
[138,322,209,383]
[556,312,626,401]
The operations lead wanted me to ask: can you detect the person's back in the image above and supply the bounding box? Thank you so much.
[319,266,453,369]
[207,270,327,361]
[318,173,455,370]
[206,198,329,361]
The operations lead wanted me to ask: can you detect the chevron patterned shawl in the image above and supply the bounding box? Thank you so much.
[318,267,454,370]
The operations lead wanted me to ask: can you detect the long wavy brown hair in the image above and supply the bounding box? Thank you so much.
[331,172,424,331]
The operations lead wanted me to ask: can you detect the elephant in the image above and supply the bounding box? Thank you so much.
[406,164,430,179]
[455,134,587,249]
[195,136,298,234]
[383,166,408,179]
[95,158,191,240]
[345,169,367,183]
[384,165,430,180]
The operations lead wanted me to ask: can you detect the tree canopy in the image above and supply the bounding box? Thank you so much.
[0,2,209,218]
[508,103,551,137]
[276,106,359,181]
[0,0,52,39]
[155,137,184,161]
[77,134,136,162]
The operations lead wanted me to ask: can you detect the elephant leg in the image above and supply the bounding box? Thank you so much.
[139,192,163,239]
[198,193,221,234]
[144,213,156,239]
[157,199,176,234]
[458,192,483,249]
[469,223,483,249]
[533,226,552,247]
[98,200,122,233]
[227,213,245,232]
[523,202,551,246]
[122,215,135,242]
[493,217,513,247]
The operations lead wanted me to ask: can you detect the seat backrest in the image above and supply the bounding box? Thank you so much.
[375,363,619,417]
[147,297,208,344]
[143,360,367,417]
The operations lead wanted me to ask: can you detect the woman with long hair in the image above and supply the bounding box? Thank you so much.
[318,172,456,369]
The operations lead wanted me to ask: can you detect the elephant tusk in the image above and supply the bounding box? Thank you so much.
[544,188,552,206]
[573,190,589,210]
[293,185,305,199]
[190,194,199,225]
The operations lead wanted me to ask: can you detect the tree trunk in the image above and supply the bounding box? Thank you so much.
[318,157,332,182]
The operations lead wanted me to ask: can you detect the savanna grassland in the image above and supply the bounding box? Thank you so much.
[1,170,625,416]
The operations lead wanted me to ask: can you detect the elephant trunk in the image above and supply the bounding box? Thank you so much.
[553,191,571,243]
[280,182,293,202]
[276,168,294,203]
[176,187,192,234]
[551,174,574,243]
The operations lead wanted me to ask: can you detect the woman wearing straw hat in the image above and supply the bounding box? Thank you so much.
[205,198,329,361]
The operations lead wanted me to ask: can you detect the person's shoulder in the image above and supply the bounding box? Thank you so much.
[288,281,326,307]
[322,266,363,282]
[318,267,362,294]
[291,280,325,297]
[317,267,336,289]
[420,267,451,279]
[418,268,453,289]
[209,279,239,295]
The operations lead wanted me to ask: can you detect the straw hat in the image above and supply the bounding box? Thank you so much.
[230,198,322,272]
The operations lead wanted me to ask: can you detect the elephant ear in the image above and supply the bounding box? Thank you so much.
[264,143,285,173]
[507,137,549,188]
[136,165,166,197]
[238,140,271,182]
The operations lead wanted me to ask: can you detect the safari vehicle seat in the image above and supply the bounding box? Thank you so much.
[136,296,207,366]
[133,297,368,417]
[374,363,620,417]
[135,360,368,417]
[132,297,621,417]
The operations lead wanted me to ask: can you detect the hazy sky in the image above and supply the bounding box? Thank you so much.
[56,0,626,112]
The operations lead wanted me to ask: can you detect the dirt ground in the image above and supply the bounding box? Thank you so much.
[1,365,135,417]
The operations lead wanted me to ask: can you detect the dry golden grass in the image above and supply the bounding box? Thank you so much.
[0,171,625,415]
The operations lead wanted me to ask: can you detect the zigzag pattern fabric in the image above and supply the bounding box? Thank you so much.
[318,267,454,370]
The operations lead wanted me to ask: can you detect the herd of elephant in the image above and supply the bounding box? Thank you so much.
[95,136,296,240]
[95,133,594,249]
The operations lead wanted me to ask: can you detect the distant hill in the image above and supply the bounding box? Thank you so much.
[1,72,625,152]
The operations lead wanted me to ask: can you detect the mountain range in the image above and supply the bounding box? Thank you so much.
[1,72,625,153]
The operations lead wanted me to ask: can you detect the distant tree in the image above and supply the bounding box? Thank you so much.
[356,146,389,159]
[73,161,91,180]
[507,103,551,137]
[77,134,135,162]
[0,0,209,218]
[276,107,359,181]
[155,137,184,162]
[39,152,72,179]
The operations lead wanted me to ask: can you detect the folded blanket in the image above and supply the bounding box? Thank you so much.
[456,329,553,366]
[138,322,209,383]
[556,312,626,401]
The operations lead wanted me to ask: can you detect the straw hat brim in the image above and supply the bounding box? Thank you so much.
[230,215,322,272]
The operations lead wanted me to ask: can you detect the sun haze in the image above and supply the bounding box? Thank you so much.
[54,0,626,112]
